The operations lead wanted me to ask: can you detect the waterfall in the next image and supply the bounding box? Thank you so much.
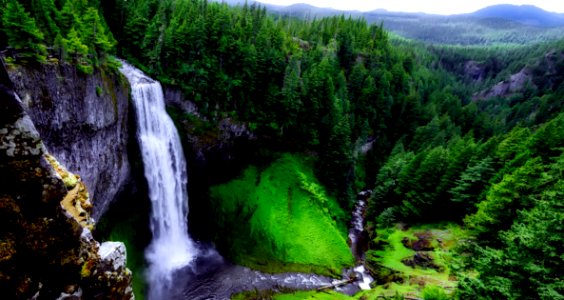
[119,62,197,299]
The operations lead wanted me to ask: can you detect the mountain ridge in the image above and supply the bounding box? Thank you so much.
[235,2,564,45]
[468,4,564,27]
[244,1,564,28]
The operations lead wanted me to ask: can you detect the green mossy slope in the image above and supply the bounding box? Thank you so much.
[211,154,353,276]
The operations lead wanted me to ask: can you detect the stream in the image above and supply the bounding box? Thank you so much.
[176,190,374,299]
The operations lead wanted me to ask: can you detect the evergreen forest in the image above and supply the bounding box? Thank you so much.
[1,0,563,299]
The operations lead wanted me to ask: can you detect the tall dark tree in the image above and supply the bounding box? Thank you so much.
[2,1,47,62]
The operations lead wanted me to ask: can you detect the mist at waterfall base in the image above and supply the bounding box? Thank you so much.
[120,62,199,299]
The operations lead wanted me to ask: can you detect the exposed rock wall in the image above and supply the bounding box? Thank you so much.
[163,86,255,166]
[163,87,257,240]
[0,61,133,299]
[473,68,533,100]
[7,64,131,219]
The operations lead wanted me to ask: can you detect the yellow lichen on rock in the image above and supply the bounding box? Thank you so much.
[60,182,95,231]
[81,259,97,278]
[45,154,79,189]
[45,153,95,230]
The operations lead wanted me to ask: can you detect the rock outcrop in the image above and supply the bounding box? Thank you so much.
[464,60,487,82]
[163,87,256,167]
[6,64,131,219]
[473,68,533,100]
[0,61,133,299]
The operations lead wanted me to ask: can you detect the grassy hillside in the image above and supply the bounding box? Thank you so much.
[210,154,354,276]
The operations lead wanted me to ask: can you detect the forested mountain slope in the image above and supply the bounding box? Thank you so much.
[1,0,563,299]
[241,2,564,45]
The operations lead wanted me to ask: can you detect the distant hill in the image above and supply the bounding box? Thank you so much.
[213,0,256,5]
[211,1,348,17]
[361,11,564,45]
[216,1,564,45]
[259,2,357,19]
[469,4,564,27]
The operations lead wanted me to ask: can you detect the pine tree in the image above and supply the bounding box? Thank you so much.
[58,0,78,34]
[465,157,546,236]
[65,27,92,73]
[80,7,114,65]
[30,0,60,42]
[2,1,47,62]
[449,157,495,216]
[280,57,303,133]
[53,32,67,61]
[459,156,564,299]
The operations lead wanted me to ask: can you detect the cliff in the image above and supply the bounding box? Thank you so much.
[6,64,131,219]
[0,61,133,299]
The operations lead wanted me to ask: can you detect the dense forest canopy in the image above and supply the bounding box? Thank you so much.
[1,0,563,299]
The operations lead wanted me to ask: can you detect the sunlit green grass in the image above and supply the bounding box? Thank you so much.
[264,224,467,299]
[233,223,465,299]
[211,154,353,276]
[274,290,353,300]
[365,223,468,296]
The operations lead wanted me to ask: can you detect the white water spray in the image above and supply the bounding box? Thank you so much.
[120,62,197,299]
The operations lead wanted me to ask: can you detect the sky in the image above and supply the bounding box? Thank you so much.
[255,0,564,15]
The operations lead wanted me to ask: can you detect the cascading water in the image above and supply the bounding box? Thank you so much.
[119,62,198,299]
[118,61,376,298]
[348,190,374,290]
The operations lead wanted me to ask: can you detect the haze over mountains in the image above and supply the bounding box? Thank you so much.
[471,4,564,27]
[216,1,564,45]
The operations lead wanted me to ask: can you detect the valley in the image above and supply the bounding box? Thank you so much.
[1,1,563,299]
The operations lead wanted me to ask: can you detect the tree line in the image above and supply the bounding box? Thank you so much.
[1,0,563,298]
[0,0,116,73]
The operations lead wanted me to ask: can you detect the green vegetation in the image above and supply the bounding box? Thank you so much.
[251,224,464,300]
[0,0,116,71]
[365,224,464,298]
[2,0,564,299]
[421,285,449,300]
[1,1,47,62]
[365,43,564,299]
[274,290,352,300]
[210,154,353,275]
[105,0,426,203]
[95,2,564,298]
[378,14,564,46]
[267,5,564,46]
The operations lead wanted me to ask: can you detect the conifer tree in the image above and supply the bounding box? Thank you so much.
[65,27,92,73]
[2,1,47,62]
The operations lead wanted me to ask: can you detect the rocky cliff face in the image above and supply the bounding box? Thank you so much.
[473,68,533,100]
[163,86,256,167]
[163,87,257,240]
[0,61,133,299]
[7,64,131,219]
